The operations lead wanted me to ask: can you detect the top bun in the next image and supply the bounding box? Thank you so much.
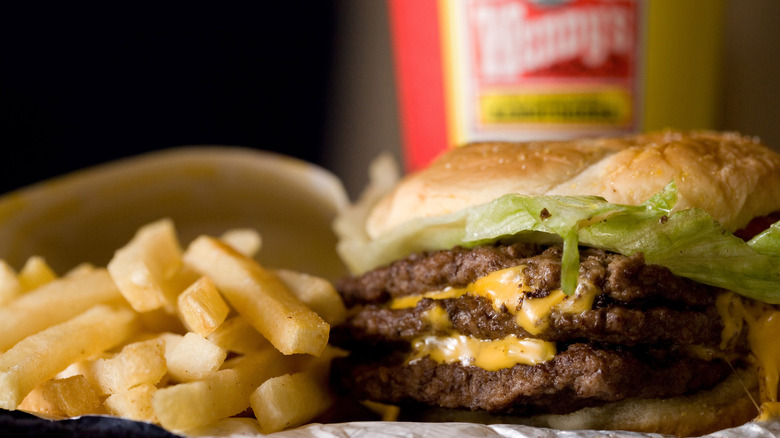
[367,131,780,238]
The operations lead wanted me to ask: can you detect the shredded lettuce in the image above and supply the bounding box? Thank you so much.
[338,183,780,304]
[463,192,658,297]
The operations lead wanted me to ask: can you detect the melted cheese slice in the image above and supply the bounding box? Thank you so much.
[390,265,599,336]
[389,288,464,310]
[409,334,556,371]
[422,306,452,331]
[389,265,603,371]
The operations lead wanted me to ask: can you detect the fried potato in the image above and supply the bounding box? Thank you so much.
[155,332,184,358]
[251,370,334,433]
[0,219,350,434]
[152,348,292,432]
[361,401,401,422]
[166,332,226,383]
[0,269,124,352]
[63,263,97,278]
[206,315,271,354]
[17,256,57,292]
[107,218,183,312]
[0,304,138,409]
[0,260,21,305]
[86,338,167,395]
[135,307,188,334]
[177,276,229,336]
[249,344,344,433]
[274,268,347,325]
[220,228,262,258]
[18,375,102,418]
[105,383,158,423]
[183,236,329,356]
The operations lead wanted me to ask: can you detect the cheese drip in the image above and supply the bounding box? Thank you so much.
[409,302,557,370]
[716,292,780,421]
[409,334,556,371]
[390,265,602,371]
[389,265,600,336]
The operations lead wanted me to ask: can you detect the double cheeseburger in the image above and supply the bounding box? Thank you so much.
[329,131,780,436]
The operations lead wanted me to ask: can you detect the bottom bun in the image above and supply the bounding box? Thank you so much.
[403,367,760,437]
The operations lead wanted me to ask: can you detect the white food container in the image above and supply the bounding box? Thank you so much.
[0,146,349,281]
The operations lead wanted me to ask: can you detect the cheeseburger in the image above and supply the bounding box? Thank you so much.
[329,131,780,436]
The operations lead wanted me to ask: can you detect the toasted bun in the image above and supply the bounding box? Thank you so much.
[367,131,780,238]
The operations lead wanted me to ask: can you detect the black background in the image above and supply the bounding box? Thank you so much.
[0,3,337,194]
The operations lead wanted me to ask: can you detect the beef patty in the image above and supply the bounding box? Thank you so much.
[331,242,736,415]
[336,243,714,307]
[333,344,732,415]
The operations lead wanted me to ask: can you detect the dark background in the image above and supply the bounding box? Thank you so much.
[2,2,779,198]
[0,3,337,194]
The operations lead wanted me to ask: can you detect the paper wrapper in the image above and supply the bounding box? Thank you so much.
[1,147,779,438]
[4,409,780,438]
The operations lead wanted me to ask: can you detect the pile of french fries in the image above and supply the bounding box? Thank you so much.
[0,218,348,434]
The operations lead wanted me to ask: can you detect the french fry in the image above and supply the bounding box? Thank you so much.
[0,304,138,409]
[152,348,292,432]
[86,338,167,395]
[0,260,21,305]
[183,236,329,356]
[166,332,226,383]
[136,307,188,335]
[0,218,346,434]
[177,276,229,336]
[361,401,401,422]
[63,263,97,278]
[107,218,183,312]
[207,315,270,354]
[274,268,347,326]
[251,370,334,433]
[155,332,184,358]
[105,383,158,423]
[220,228,262,258]
[17,256,58,292]
[0,269,125,352]
[186,417,264,436]
[55,354,110,381]
[18,375,102,418]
